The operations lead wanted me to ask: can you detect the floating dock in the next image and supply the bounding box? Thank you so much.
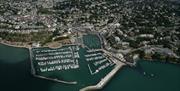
[80,60,125,91]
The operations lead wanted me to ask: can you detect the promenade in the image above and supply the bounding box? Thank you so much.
[0,41,30,48]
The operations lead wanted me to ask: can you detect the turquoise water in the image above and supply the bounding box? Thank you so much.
[0,43,180,91]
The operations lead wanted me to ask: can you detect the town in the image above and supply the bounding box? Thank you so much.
[0,0,180,91]
[0,0,180,63]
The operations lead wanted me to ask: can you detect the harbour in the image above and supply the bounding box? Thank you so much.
[0,0,180,91]
[1,29,180,91]
[0,43,180,91]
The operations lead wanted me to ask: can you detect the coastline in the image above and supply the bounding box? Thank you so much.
[0,41,180,91]
[0,40,30,49]
[1,31,179,91]
[1,44,180,91]
[0,40,64,49]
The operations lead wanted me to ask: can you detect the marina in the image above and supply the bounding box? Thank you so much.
[85,50,114,75]
[1,42,180,91]
[28,33,116,90]
[28,31,131,91]
[30,44,115,84]
[1,27,180,91]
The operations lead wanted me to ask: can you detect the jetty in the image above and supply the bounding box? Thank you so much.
[33,75,77,85]
[29,47,36,74]
[80,59,125,91]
